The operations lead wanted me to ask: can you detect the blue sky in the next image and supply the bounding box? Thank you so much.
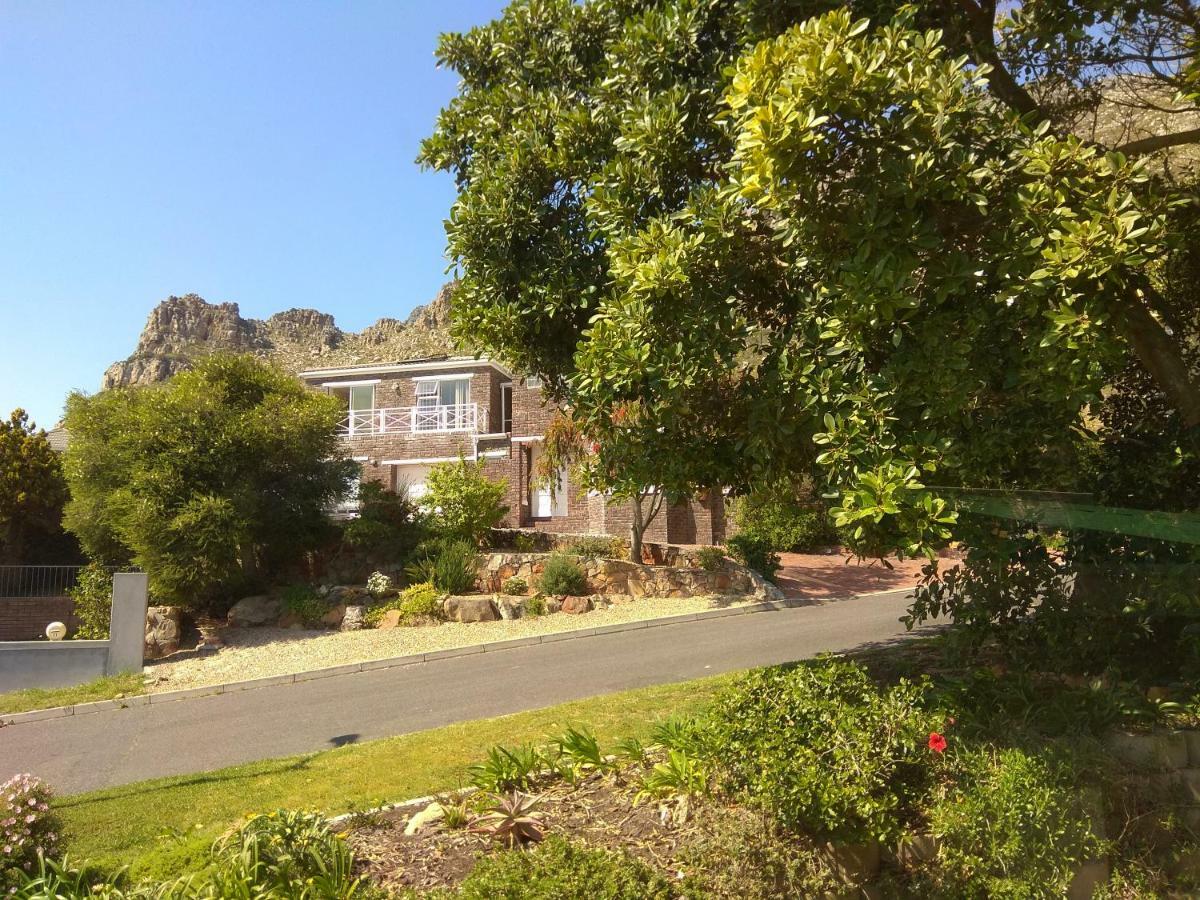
[0,0,506,428]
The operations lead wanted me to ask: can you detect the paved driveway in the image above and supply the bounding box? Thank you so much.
[0,589,926,794]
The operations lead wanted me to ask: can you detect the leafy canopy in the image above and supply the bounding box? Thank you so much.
[424,0,1199,557]
[62,355,355,606]
[0,410,69,565]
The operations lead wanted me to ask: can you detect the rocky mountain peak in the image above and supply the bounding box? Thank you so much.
[103,285,456,389]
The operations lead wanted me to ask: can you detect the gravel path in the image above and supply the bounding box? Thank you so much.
[145,595,753,692]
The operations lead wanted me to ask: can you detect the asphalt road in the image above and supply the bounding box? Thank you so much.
[1,590,924,795]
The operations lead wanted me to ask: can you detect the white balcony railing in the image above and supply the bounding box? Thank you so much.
[339,403,478,437]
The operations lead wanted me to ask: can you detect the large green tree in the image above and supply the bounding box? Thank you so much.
[0,410,70,565]
[62,355,355,606]
[423,0,1199,557]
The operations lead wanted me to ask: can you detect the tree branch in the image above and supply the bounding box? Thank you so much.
[1117,283,1200,428]
[952,0,1045,120]
[1114,127,1200,156]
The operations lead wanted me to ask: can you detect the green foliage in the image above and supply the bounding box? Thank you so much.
[725,533,780,582]
[702,659,940,842]
[733,482,837,552]
[364,583,443,628]
[452,835,672,900]
[470,792,545,848]
[523,593,547,617]
[537,553,588,596]
[927,748,1101,899]
[62,355,354,607]
[281,585,328,628]
[512,533,537,553]
[500,576,527,596]
[342,483,426,561]
[467,744,541,794]
[694,546,725,571]
[406,539,478,595]
[69,562,113,639]
[548,726,615,779]
[422,459,508,546]
[563,535,623,561]
[0,409,72,565]
[364,571,393,599]
[636,749,708,802]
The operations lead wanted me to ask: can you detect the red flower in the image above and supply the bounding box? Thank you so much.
[590,442,601,454]
[928,732,948,754]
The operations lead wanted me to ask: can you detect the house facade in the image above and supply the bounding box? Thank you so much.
[298,356,728,545]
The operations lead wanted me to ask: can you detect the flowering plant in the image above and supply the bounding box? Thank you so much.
[366,571,394,599]
[1,774,60,881]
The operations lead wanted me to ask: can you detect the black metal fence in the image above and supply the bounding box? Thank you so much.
[0,565,89,599]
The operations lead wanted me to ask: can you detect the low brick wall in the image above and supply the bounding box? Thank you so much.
[0,596,79,641]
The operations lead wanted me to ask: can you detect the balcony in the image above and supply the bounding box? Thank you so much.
[338,403,478,438]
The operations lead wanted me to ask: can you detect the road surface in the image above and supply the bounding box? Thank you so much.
[1,589,925,794]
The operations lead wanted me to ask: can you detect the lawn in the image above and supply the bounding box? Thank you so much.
[54,673,730,875]
[0,672,146,715]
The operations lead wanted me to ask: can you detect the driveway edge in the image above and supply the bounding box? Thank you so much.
[0,590,908,727]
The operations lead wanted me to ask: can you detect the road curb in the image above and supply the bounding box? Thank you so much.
[0,589,910,727]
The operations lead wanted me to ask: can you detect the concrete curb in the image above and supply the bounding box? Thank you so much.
[0,589,910,727]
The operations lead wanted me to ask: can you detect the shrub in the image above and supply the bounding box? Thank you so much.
[927,747,1101,898]
[365,571,394,598]
[732,481,838,552]
[565,535,623,560]
[342,481,426,560]
[513,533,537,553]
[524,593,547,616]
[695,546,725,571]
[280,584,327,627]
[407,538,479,594]
[423,459,509,545]
[501,576,528,596]
[468,744,542,793]
[539,553,588,596]
[455,835,672,899]
[364,582,443,627]
[702,659,939,842]
[726,533,780,582]
[636,749,708,801]
[68,563,111,639]
[0,774,60,883]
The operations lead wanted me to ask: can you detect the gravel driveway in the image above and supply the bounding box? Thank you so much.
[145,595,752,691]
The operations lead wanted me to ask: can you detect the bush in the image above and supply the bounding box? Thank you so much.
[365,571,394,598]
[280,584,327,627]
[513,533,537,553]
[208,809,358,897]
[695,546,726,571]
[423,459,509,545]
[726,533,780,582]
[342,482,426,560]
[538,553,588,596]
[733,481,838,552]
[927,747,1101,899]
[455,835,672,899]
[702,659,939,842]
[407,539,479,594]
[0,774,60,884]
[501,576,528,596]
[565,535,623,560]
[524,593,547,616]
[68,563,111,639]
[365,582,443,627]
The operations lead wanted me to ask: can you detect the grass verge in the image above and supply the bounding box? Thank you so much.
[54,674,730,874]
[0,672,145,715]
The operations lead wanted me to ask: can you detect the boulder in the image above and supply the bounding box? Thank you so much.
[403,801,445,836]
[144,606,183,659]
[445,595,500,623]
[227,595,281,628]
[377,609,403,630]
[320,604,347,628]
[544,597,563,614]
[340,605,366,631]
[1105,730,1190,771]
[820,840,881,885]
[277,612,306,629]
[562,596,592,615]
[1067,859,1110,900]
[496,595,523,620]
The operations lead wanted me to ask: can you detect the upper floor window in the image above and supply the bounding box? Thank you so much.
[415,377,470,408]
[413,376,472,432]
[525,376,543,389]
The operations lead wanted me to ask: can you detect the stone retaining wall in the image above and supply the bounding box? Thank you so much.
[478,552,783,602]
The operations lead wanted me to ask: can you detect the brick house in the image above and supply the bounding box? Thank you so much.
[298,356,728,545]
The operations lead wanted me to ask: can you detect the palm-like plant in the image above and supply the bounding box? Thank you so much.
[470,792,546,847]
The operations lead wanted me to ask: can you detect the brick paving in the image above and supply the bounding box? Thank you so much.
[775,549,958,600]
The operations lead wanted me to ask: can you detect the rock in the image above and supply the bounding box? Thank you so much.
[496,596,523,620]
[1186,730,1200,767]
[340,605,366,631]
[446,595,499,623]
[227,595,282,628]
[1067,859,1110,899]
[1147,686,1171,702]
[544,597,563,614]
[320,604,347,627]
[895,833,940,868]
[562,596,592,614]
[377,609,403,630]
[1105,730,1190,771]
[403,801,445,835]
[144,606,183,659]
[277,611,306,629]
[820,840,881,885]
[610,594,636,605]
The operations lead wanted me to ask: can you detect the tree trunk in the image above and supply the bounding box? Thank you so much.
[1118,287,1200,429]
[630,497,645,564]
